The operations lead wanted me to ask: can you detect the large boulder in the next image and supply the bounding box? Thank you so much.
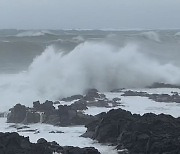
[7,104,27,123]
[7,104,41,124]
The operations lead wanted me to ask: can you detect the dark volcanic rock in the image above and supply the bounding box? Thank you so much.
[83,89,101,101]
[147,82,180,89]
[7,100,94,126]
[7,104,27,123]
[61,95,83,102]
[87,100,110,108]
[0,132,100,154]
[33,100,55,112]
[57,105,94,126]
[70,100,88,110]
[110,88,125,93]
[7,104,41,124]
[122,90,148,97]
[23,111,40,124]
[122,90,180,103]
[84,108,180,154]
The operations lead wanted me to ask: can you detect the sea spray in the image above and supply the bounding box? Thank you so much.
[0,41,180,111]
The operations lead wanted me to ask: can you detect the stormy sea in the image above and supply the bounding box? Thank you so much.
[1,29,180,154]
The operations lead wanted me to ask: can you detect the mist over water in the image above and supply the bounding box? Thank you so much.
[0,30,180,111]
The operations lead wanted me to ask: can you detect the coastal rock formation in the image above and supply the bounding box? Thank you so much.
[122,90,180,103]
[83,108,180,154]
[0,132,100,154]
[147,82,180,89]
[7,102,94,126]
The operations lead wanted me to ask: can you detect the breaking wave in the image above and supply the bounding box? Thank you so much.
[175,32,180,36]
[0,41,180,111]
[140,31,160,42]
[16,30,56,37]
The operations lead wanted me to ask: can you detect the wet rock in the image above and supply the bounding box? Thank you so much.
[122,90,180,104]
[122,90,148,97]
[7,104,27,123]
[147,82,180,89]
[70,100,88,110]
[61,95,83,102]
[0,132,100,154]
[49,131,64,134]
[17,126,30,130]
[110,88,125,93]
[33,100,55,112]
[84,108,180,154]
[83,89,101,101]
[23,111,40,124]
[87,100,110,108]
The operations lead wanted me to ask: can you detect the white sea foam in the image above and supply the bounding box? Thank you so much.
[0,42,180,111]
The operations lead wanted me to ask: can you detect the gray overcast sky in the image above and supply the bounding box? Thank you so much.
[0,0,180,29]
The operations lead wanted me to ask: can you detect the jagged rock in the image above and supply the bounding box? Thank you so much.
[70,100,88,110]
[33,100,55,112]
[57,105,93,126]
[87,100,110,108]
[49,131,64,134]
[84,108,180,154]
[22,111,40,124]
[147,82,180,89]
[7,104,27,123]
[17,126,30,130]
[7,101,94,126]
[61,95,83,102]
[7,104,41,124]
[122,90,148,97]
[110,88,125,93]
[62,146,100,154]
[0,132,100,154]
[122,90,180,103]
[83,89,101,101]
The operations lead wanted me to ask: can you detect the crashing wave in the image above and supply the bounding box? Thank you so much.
[0,41,180,111]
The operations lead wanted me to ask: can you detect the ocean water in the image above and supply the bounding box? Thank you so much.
[0,29,180,111]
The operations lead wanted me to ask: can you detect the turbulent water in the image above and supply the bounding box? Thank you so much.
[1,29,180,111]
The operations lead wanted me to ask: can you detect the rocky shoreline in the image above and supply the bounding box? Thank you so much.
[1,84,180,154]
[0,132,100,154]
[83,108,180,154]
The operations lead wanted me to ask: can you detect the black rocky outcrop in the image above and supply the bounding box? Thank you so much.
[83,108,180,154]
[122,90,180,103]
[7,104,27,123]
[7,102,94,126]
[147,82,180,89]
[61,95,83,102]
[0,132,100,154]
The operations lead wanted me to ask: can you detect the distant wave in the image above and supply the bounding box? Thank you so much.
[175,32,180,36]
[16,30,56,37]
[140,31,161,42]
